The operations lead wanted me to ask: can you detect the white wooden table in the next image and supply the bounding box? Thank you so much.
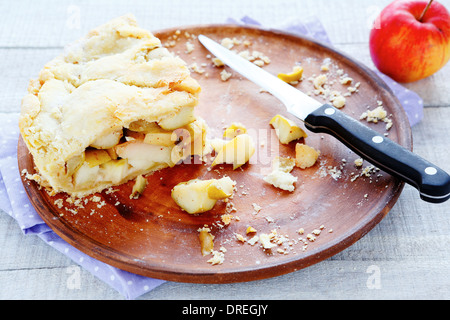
[1,0,449,300]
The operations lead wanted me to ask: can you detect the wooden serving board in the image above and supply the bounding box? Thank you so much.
[18,25,411,283]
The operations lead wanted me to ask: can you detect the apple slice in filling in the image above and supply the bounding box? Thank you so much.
[114,140,173,171]
[90,130,123,149]
[101,159,129,184]
[69,118,206,191]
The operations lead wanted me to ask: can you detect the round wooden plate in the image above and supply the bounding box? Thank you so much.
[18,25,411,283]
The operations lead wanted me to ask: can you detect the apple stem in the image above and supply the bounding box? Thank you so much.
[419,0,434,22]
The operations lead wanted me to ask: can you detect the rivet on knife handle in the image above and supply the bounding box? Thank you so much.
[304,104,450,203]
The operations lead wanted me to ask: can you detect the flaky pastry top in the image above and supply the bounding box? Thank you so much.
[19,14,201,194]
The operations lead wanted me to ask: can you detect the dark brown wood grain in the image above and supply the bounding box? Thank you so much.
[17,25,411,283]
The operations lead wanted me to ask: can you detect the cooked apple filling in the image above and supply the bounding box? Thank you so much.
[69,118,207,194]
[19,15,206,197]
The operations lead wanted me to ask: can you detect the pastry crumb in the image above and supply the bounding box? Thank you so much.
[235,233,246,243]
[220,69,232,81]
[207,250,225,265]
[221,213,234,226]
[259,233,277,249]
[332,95,346,109]
[246,226,257,234]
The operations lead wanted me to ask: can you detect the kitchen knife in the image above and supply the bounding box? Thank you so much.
[198,34,450,203]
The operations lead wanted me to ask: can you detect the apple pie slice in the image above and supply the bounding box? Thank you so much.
[19,15,207,197]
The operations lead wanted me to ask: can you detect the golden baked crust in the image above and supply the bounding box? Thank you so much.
[19,14,203,197]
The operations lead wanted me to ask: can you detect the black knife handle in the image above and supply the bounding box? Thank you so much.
[304,104,450,203]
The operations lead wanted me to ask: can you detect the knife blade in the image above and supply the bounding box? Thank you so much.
[198,34,450,203]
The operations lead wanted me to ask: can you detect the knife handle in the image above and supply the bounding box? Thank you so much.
[304,104,450,203]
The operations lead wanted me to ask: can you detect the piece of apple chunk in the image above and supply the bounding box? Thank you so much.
[130,175,148,199]
[295,143,320,169]
[100,159,129,184]
[65,152,85,176]
[129,121,175,147]
[172,119,207,157]
[168,119,208,165]
[84,149,112,167]
[105,147,118,160]
[211,134,255,170]
[270,114,307,144]
[115,141,172,171]
[158,106,196,130]
[263,156,297,192]
[127,120,161,133]
[198,227,215,256]
[209,138,227,153]
[186,119,208,157]
[277,65,304,84]
[125,129,146,141]
[223,122,247,139]
[171,177,236,214]
[90,129,123,149]
[207,177,236,200]
[144,132,174,147]
[73,162,100,188]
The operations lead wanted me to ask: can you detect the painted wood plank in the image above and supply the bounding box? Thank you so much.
[0,0,404,47]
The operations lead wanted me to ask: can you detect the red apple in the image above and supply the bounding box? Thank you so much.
[369,0,450,82]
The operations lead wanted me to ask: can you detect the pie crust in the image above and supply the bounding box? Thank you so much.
[19,14,205,197]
